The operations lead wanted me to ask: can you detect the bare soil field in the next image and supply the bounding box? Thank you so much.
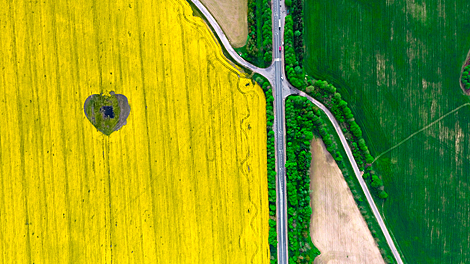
[200,0,248,48]
[309,139,385,264]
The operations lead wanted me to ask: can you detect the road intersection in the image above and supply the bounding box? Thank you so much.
[270,0,289,263]
[190,0,403,263]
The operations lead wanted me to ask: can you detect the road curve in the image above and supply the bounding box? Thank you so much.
[191,0,289,263]
[191,0,274,81]
[189,1,403,264]
[293,88,404,264]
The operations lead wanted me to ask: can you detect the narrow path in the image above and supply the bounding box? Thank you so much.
[189,1,403,264]
[373,102,470,163]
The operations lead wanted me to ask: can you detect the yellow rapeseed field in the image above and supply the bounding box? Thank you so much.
[0,0,269,263]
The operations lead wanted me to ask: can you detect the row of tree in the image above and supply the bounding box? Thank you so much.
[283,9,389,199]
[254,75,278,264]
[284,0,306,88]
[462,65,470,90]
[288,0,305,63]
[284,15,305,88]
[261,0,273,64]
[306,80,389,199]
[287,96,395,263]
[244,0,259,62]
[242,0,272,67]
[285,96,321,263]
[282,2,387,200]
[281,3,394,263]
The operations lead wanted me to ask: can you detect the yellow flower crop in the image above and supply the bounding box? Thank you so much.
[0,0,269,263]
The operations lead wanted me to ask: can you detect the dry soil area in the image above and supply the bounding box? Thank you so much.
[200,0,248,48]
[309,139,385,264]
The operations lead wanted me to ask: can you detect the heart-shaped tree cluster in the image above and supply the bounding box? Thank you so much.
[84,91,130,135]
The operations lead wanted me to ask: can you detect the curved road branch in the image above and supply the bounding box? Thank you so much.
[190,0,403,263]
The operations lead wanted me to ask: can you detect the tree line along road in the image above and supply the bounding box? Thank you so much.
[190,1,404,263]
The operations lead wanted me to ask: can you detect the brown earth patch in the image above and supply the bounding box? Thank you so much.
[309,139,385,264]
[200,0,248,48]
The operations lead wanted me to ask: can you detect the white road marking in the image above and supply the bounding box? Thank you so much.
[191,1,403,263]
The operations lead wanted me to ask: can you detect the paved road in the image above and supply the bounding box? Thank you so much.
[191,2,289,262]
[191,0,275,82]
[190,1,403,264]
[293,88,404,264]
[270,0,289,263]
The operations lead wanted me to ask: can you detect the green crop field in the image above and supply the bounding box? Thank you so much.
[304,0,470,263]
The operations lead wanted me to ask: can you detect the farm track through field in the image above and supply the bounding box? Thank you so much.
[304,0,470,262]
[374,102,470,163]
[192,0,405,263]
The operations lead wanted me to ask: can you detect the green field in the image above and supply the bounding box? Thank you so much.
[304,0,470,263]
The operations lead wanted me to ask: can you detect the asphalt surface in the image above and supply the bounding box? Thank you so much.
[191,0,274,81]
[271,1,289,263]
[294,90,404,264]
[191,3,288,262]
[191,1,403,264]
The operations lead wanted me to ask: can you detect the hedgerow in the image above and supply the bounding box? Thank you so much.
[283,1,388,200]
[305,80,389,199]
[240,0,272,67]
[283,2,394,262]
[285,96,321,263]
[462,65,470,91]
[285,96,395,264]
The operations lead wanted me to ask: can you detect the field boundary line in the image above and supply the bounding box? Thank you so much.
[373,103,470,163]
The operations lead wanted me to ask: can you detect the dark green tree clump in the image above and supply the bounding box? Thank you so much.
[244,0,260,62]
[285,96,321,263]
[462,65,470,91]
[284,15,305,88]
[282,3,388,200]
[289,0,305,63]
[285,96,395,264]
[239,0,272,67]
[260,0,273,64]
[305,80,388,199]
[284,0,307,89]
[280,2,395,263]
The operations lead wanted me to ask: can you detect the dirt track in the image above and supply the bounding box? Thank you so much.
[309,139,385,264]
